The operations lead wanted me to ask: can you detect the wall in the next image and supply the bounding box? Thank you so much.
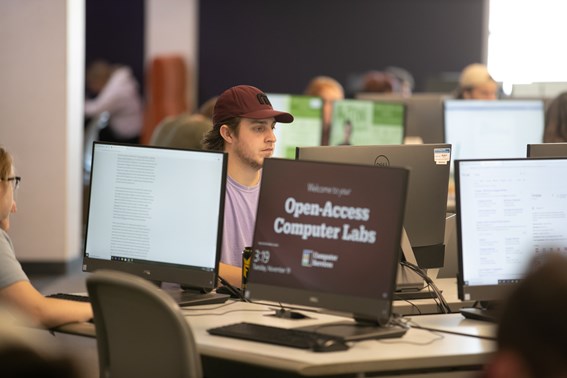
[0,0,84,270]
[198,0,488,103]
[146,0,199,112]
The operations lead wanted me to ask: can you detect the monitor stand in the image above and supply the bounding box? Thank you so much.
[267,308,311,320]
[160,282,230,307]
[460,301,500,323]
[394,228,435,300]
[297,317,407,342]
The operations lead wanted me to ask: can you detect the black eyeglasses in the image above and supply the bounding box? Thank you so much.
[4,176,21,190]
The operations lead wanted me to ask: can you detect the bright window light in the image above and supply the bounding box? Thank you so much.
[488,0,567,93]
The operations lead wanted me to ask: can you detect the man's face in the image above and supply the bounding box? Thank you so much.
[0,166,17,232]
[465,81,499,100]
[229,117,277,170]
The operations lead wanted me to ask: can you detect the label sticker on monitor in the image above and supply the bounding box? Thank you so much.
[434,148,451,165]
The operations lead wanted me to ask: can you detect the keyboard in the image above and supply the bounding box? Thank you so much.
[207,322,345,350]
[46,293,90,302]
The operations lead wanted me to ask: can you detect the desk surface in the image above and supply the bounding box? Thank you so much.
[56,296,496,377]
[185,302,495,377]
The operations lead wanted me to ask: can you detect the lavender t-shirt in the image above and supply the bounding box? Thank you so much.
[221,175,260,267]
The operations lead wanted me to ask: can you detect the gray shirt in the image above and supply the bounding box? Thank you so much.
[0,229,29,289]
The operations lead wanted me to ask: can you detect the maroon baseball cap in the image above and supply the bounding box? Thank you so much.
[212,85,294,126]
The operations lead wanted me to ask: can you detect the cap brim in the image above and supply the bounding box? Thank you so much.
[240,109,294,123]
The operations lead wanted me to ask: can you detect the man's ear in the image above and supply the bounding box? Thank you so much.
[219,125,233,144]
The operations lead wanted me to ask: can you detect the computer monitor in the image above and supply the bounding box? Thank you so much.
[83,142,227,299]
[455,158,567,321]
[245,158,409,341]
[444,99,545,212]
[328,99,405,146]
[444,99,545,162]
[356,93,447,143]
[267,93,323,159]
[296,144,451,274]
[527,143,567,157]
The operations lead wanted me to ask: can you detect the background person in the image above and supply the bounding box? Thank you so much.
[543,91,567,142]
[483,253,567,378]
[201,85,293,287]
[0,147,92,328]
[304,76,345,145]
[455,63,499,100]
[85,59,144,144]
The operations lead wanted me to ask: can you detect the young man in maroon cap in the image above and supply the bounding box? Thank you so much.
[202,85,294,287]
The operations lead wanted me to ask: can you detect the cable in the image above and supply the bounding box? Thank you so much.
[217,275,250,302]
[408,321,497,341]
[400,261,452,314]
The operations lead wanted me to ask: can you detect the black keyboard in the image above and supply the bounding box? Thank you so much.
[46,293,90,302]
[208,322,345,350]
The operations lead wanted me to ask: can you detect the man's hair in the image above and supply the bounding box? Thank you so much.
[201,117,241,151]
[304,76,344,97]
[497,253,567,377]
[0,147,13,180]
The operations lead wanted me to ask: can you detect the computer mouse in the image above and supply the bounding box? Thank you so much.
[311,338,349,352]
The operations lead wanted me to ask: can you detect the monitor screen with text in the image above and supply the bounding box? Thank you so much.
[83,142,227,290]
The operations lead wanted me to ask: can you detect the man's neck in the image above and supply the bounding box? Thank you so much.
[227,159,261,187]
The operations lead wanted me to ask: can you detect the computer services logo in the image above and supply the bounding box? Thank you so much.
[301,249,313,267]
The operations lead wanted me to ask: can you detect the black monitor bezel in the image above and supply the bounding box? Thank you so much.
[527,142,567,158]
[82,142,227,291]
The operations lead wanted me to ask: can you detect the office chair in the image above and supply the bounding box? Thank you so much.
[86,270,203,378]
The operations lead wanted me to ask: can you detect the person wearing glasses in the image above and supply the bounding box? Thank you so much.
[0,147,92,328]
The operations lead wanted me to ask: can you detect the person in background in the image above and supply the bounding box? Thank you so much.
[304,76,345,145]
[150,113,212,150]
[483,253,567,378]
[455,63,499,100]
[149,97,217,149]
[360,70,399,94]
[85,59,144,144]
[543,91,567,142]
[0,147,92,328]
[338,119,353,145]
[385,66,415,97]
[201,85,294,287]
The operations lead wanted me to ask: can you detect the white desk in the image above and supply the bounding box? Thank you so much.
[180,301,495,377]
[53,282,492,377]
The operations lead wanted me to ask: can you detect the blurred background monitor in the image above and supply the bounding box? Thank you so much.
[268,94,323,159]
[455,157,567,322]
[328,99,405,146]
[296,143,451,293]
[444,99,545,212]
[527,142,567,158]
[356,92,447,144]
[444,99,545,163]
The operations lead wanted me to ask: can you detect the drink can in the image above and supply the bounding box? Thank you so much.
[241,246,253,289]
